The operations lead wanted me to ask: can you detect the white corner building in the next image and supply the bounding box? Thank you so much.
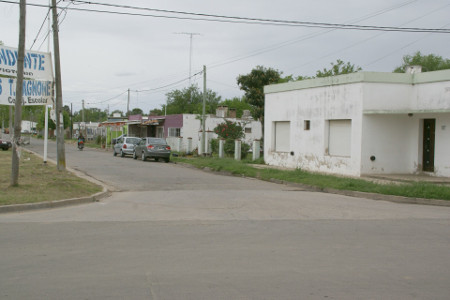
[264,68,450,177]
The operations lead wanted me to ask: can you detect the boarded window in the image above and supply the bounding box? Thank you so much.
[328,120,351,157]
[274,121,290,152]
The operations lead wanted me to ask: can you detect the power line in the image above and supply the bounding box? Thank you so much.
[1,0,449,33]
[60,0,450,33]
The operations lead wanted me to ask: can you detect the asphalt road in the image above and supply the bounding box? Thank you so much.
[1,138,449,299]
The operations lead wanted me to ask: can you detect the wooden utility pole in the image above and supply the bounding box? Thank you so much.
[201,65,206,155]
[10,0,26,186]
[52,0,66,170]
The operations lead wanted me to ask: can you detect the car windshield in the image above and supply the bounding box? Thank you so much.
[147,138,166,145]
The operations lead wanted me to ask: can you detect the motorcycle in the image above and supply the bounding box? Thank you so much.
[78,140,84,150]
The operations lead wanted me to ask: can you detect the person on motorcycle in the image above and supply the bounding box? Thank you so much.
[78,133,85,149]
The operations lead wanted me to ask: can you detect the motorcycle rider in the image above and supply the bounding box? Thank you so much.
[78,133,85,149]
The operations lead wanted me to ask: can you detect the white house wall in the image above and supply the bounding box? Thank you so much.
[264,83,363,176]
[265,70,450,177]
[166,114,262,153]
[434,114,450,176]
[361,115,419,174]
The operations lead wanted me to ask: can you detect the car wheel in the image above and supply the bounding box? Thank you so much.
[133,151,137,160]
[164,158,170,163]
[120,150,125,157]
[113,149,117,156]
[154,158,159,162]
[141,152,146,161]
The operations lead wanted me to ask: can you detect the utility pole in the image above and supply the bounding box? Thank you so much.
[127,88,130,116]
[201,65,206,156]
[52,0,66,171]
[70,103,73,139]
[82,99,85,123]
[10,0,26,186]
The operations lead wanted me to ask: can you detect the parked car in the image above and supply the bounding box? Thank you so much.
[133,137,171,162]
[113,136,141,157]
[0,139,12,151]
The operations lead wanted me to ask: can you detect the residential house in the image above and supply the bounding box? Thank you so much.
[264,67,450,177]
[124,107,262,153]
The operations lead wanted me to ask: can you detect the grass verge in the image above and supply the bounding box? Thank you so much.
[172,156,450,201]
[0,150,103,206]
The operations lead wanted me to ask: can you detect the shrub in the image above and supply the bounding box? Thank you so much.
[214,120,244,140]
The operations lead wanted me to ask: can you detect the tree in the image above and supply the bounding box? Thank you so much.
[237,66,283,126]
[218,97,252,118]
[37,107,70,132]
[315,59,362,78]
[394,51,450,73]
[149,108,164,116]
[129,108,143,116]
[73,108,108,123]
[165,85,221,115]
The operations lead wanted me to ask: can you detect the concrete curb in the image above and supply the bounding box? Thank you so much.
[176,162,450,207]
[0,148,111,214]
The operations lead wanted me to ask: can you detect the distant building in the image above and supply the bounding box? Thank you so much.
[123,107,262,153]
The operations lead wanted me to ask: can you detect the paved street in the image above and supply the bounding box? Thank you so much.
[1,138,449,299]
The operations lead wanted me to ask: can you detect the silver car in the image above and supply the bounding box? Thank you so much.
[113,136,141,157]
[133,137,171,162]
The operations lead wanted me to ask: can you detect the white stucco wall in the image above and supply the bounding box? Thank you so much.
[264,83,363,176]
[434,115,450,177]
[361,115,419,174]
[167,114,262,153]
[265,70,450,177]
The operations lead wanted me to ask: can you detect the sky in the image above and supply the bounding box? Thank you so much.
[1,0,450,115]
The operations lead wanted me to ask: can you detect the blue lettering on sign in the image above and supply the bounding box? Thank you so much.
[24,53,45,71]
[0,48,18,66]
[8,78,14,96]
[22,80,51,97]
[1,47,46,71]
[0,78,2,95]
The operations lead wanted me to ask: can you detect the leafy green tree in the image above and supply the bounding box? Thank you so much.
[129,108,143,116]
[73,107,108,122]
[315,59,362,78]
[37,107,70,131]
[149,108,164,116]
[237,66,284,127]
[165,85,221,115]
[218,97,252,118]
[394,51,450,73]
[110,109,124,117]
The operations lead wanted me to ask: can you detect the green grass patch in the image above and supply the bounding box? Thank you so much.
[173,156,450,201]
[0,150,103,206]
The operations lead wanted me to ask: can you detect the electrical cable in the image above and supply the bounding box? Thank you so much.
[1,0,449,33]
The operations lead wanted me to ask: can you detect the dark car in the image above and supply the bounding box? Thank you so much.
[133,137,171,162]
[0,139,12,151]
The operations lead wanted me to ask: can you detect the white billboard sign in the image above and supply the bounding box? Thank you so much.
[0,77,53,106]
[0,45,53,80]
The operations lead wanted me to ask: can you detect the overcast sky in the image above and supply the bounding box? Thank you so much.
[2,0,450,114]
